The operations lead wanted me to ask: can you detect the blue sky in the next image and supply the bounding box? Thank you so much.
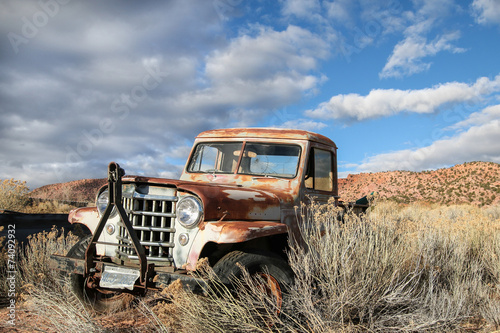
[1,0,500,189]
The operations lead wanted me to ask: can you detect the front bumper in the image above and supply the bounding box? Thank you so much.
[50,254,207,293]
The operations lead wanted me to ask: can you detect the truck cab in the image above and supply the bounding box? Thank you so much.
[52,128,361,310]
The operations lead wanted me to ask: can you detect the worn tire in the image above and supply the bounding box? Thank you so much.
[67,235,134,313]
[213,250,294,310]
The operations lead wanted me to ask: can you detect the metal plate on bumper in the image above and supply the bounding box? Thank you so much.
[99,265,140,290]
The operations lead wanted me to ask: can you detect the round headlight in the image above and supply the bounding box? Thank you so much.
[96,189,117,218]
[177,196,203,228]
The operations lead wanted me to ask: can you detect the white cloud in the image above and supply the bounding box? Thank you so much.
[281,0,321,19]
[472,0,500,25]
[325,0,352,24]
[307,74,500,121]
[448,104,500,130]
[168,25,330,121]
[205,25,329,83]
[380,32,465,78]
[278,119,327,131]
[351,104,500,173]
[379,0,464,78]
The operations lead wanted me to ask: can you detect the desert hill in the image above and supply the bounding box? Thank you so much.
[339,161,500,206]
[30,178,107,203]
[29,161,500,207]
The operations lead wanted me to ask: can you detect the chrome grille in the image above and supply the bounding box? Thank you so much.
[117,190,177,265]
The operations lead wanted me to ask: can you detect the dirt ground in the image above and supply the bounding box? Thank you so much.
[1,306,499,333]
[0,302,170,332]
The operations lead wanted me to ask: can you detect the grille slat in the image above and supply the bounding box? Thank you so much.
[116,251,173,263]
[116,222,175,233]
[117,235,174,248]
[117,188,176,265]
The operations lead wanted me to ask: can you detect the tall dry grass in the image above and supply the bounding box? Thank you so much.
[1,227,78,299]
[158,200,500,332]
[23,279,105,333]
[23,199,82,213]
[0,178,29,211]
[17,227,79,288]
[284,200,499,332]
[3,201,500,332]
[0,227,97,332]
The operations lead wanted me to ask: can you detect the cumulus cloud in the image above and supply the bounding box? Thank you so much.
[278,119,327,132]
[306,74,500,121]
[380,32,466,78]
[325,0,352,23]
[351,104,500,173]
[281,0,321,19]
[448,104,500,130]
[472,0,500,25]
[379,0,465,78]
[163,25,329,127]
[206,25,328,82]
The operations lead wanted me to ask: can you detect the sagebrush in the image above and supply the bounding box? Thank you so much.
[160,201,500,332]
[3,201,500,332]
[0,179,29,211]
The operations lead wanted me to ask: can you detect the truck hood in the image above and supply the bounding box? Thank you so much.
[122,176,282,222]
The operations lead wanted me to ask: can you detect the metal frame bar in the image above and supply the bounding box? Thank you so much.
[84,162,149,286]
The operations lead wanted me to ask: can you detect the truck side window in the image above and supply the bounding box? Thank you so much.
[305,148,333,192]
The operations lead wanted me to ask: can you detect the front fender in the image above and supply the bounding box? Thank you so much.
[68,207,100,233]
[185,221,288,270]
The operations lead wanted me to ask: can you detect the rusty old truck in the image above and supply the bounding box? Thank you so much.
[51,128,367,310]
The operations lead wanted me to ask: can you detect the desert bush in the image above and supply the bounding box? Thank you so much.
[156,201,500,332]
[0,226,78,297]
[0,178,29,211]
[23,199,79,214]
[4,201,500,332]
[156,264,301,332]
[294,201,500,332]
[0,227,83,330]
[17,226,79,288]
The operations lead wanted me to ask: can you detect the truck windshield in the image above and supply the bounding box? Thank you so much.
[188,142,301,178]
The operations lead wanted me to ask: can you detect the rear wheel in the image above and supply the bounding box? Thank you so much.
[213,250,294,312]
[67,235,134,312]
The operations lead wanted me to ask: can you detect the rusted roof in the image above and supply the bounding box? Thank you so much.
[196,128,337,148]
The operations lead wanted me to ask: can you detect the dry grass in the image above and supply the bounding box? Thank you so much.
[22,280,105,333]
[3,201,500,332]
[17,227,79,287]
[0,178,29,211]
[0,227,77,298]
[284,200,497,332]
[155,200,500,332]
[0,177,85,213]
[23,199,81,214]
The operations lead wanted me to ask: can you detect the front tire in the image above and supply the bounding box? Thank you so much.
[212,250,294,311]
[67,235,134,312]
